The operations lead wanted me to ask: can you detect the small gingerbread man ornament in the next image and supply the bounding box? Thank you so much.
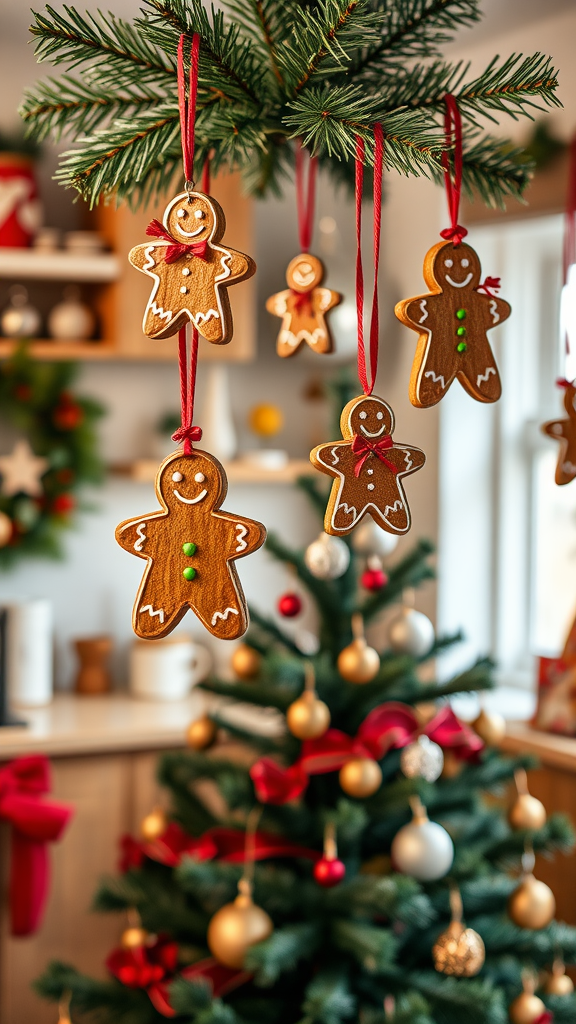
[542,381,576,485]
[394,241,511,408]
[310,395,426,536]
[129,190,256,343]
[116,449,266,640]
[266,253,341,357]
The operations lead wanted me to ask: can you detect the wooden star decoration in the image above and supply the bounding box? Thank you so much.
[0,439,48,497]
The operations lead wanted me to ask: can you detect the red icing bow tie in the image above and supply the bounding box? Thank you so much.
[351,432,397,477]
[476,276,501,296]
[291,289,314,314]
[146,219,208,264]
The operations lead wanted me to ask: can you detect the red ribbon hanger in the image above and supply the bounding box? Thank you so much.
[295,140,318,254]
[440,95,468,247]
[0,755,73,935]
[564,134,576,284]
[355,123,384,397]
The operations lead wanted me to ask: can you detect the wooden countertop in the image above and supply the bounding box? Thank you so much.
[0,692,203,759]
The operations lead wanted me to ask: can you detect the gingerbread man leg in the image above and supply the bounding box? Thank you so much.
[459,340,501,403]
[369,501,409,534]
[134,566,187,640]
[410,340,457,408]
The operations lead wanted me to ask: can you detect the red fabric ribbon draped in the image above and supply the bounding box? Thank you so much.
[295,140,318,253]
[145,219,208,264]
[440,94,468,247]
[351,433,398,476]
[0,755,73,935]
[476,276,501,297]
[250,703,483,805]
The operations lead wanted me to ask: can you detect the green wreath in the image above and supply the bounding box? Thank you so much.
[0,343,105,568]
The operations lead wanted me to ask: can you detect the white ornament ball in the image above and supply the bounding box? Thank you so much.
[1,286,41,338]
[294,630,320,656]
[304,533,350,580]
[48,285,95,340]
[352,520,398,558]
[400,735,444,782]
[388,608,435,658]
[392,817,454,881]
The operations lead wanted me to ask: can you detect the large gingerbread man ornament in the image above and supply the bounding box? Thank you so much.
[310,395,426,536]
[116,449,266,640]
[266,253,341,357]
[129,190,255,343]
[394,241,511,408]
[542,382,576,485]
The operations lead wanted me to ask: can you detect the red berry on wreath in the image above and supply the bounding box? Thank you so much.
[53,494,75,515]
[56,468,74,485]
[54,396,83,431]
[313,855,346,888]
[361,568,388,591]
[15,384,32,402]
[277,592,302,618]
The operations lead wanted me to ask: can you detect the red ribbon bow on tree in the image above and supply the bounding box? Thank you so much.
[476,276,501,297]
[351,433,398,477]
[0,755,74,935]
[146,219,209,265]
[250,702,483,805]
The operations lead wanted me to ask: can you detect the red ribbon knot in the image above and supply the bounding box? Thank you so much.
[440,224,468,246]
[146,219,208,265]
[291,289,314,315]
[171,424,203,454]
[476,276,501,296]
[352,433,397,477]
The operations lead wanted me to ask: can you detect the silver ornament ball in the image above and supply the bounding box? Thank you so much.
[351,520,398,558]
[400,735,444,782]
[304,533,350,580]
[388,607,435,658]
[392,817,454,881]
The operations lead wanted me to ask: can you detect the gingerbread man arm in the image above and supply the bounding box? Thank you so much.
[115,512,165,560]
[214,512,267,561]
[310,441,353,478]
[128,242,160,273]
[395,293,440,331]
[315,287,341,313]
[226,248,256,284]
[266,290,289,316]
[543,419,567,441]
[477,292,511,330]
[387,444,426,475]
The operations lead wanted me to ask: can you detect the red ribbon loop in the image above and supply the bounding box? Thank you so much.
[177,33,200,184]
[0,755,74,935]
[250,702,484,805]
[355,124,384,396]
[107,937,179,1017]
[351,433,397,477]
[441,95,467,248]
[476,276,501,296]
[146,220,208,264]
[295,140,318,252]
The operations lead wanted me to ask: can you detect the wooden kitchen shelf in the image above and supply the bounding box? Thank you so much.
[0,247,120,282]
[111,458,316,484]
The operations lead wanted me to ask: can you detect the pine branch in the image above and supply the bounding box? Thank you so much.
[332,919,398,971]
[34,961,150,1018]
[245,923,322,984]
[327,874,434,927]
[19,75,164,141]
[300,970,357,1024]
[222,0,289,88]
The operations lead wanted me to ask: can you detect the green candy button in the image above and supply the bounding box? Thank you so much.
[456,308,467,320]
[182,542,197,556]
[456,326,467,337]
[457,341,467,353]
[183,566,197,581]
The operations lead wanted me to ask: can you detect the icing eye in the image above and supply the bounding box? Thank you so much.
[194,210,205,220]
[172,471,183,482]
[376,411,383,420]
[461,258,470,268]
[194,472,205,483]
[359,411,367,419]
[444,259,453,268]
[177,209,186,219]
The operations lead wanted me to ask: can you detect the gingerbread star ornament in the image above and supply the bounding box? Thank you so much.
[542,381,576,485]
[310,395,426,536]
[116,449,266,640]
[395,240,511,408]
[266,253,341,357]
[129,190,255,343]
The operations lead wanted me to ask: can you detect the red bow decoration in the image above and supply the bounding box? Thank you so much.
[180,957,252,998]
[351,433,398,477]
[536,1013,553,1024]
[0,755,73,935]
[146,219,209,264]
[556,377,575,389]
[171,424,203,446]
[250,703,484,805]
[440,224,468,246]
[476,276,501,297]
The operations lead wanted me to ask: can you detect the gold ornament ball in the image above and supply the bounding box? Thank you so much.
[248,403,284,438]
[337,638,380,684]
[140,806,167,842]
[339,757,382,798]
[231,644,261,680]
[509,992,548,1024]
[432,920,485,977]
[441,750,463,780]
[0,511,12,547]
[286,691,330,740]
[121,925,148,949]
[186,715,218,751]
[207,891,273,968]
[509,793,547,831]
[471,708,506,746]
[544,964,574,996]
[508,874,556,930]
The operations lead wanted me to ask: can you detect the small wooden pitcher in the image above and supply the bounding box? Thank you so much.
[74,636,113,695]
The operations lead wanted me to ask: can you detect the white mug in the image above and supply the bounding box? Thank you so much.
[129,635,211,701]
[4,599,53,707]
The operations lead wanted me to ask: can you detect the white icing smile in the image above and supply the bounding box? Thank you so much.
[293,266,315,287]
[360,423,386,438]
[445,272,473,288]
[173,488,208,505]
[175,220,206,239]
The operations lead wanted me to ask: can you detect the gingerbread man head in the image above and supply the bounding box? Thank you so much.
[286,253,324,293]
[428,242,482,292]
[342,395,395,441]
[164,191,223,246]
[157,450,226,513]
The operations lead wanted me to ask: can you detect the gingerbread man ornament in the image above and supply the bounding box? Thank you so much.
[116,449,266,640]
[310,395,426,536]
[394,241,511,408]
[266,253,341,357]
[542,381,576,485]
[129,190,255,343]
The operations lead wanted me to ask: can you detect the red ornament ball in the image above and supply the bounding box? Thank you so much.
[313,856,346,888]
[361,568,388,591]
[53,493,75,515]
[54,395,83,431]
[277,592,302,618]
